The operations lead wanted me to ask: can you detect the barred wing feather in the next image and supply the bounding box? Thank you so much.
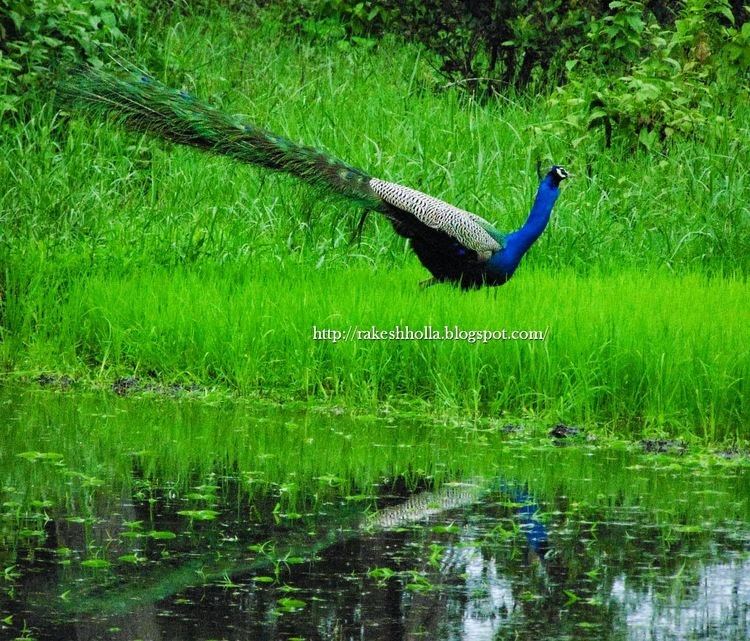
[369,178,502,260]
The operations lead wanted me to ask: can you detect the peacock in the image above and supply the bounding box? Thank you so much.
[60,68,568,289]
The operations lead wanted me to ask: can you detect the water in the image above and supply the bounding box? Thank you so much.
[0,388,748,640]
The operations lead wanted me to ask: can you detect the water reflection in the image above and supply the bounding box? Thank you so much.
[7,479,748,640]
[0,389,748,640]
[612,560,750,641]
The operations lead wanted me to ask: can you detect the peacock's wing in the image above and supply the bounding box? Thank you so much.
[369,178,503,261]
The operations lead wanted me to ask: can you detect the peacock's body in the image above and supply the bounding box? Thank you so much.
[61,69,568,289]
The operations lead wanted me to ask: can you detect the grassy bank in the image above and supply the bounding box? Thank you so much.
[1,262,747,441]
[0,6,748,442]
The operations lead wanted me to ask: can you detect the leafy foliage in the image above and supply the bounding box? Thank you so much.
[549,0,750,150]
[0,0,144,116]
[284,2,745,91]
[384,0,604,94]
[290,0,395,50]
[285,0,749,147]
[289,0,608,93]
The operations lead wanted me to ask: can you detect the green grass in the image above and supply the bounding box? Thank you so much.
[1,261,747,441]
[0,6,748,442]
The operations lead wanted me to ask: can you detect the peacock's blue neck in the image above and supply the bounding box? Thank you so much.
[507,175,559,256]
[488,175,559,277]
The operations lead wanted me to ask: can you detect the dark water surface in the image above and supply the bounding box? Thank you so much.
[0,388,748,640]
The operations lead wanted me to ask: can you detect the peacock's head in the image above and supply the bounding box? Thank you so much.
[548,165,569,187]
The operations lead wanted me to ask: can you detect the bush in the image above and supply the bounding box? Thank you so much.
[547,0,750,151]
[286,0,748,116]
[289,0,395,49]
[0,0,145,116]
[289,0,608,93]
[385,0,607,94]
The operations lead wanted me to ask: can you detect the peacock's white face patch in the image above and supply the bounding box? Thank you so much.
[554,166,569,180]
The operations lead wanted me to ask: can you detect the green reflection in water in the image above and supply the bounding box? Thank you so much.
[0,387,748,640]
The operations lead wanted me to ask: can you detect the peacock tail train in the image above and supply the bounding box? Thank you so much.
[59,68,382,208]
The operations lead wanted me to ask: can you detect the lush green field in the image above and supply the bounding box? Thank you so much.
[1,262,747,441]
[1,7,748,442]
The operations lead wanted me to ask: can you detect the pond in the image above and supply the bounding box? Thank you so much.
[0,387,748,640]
